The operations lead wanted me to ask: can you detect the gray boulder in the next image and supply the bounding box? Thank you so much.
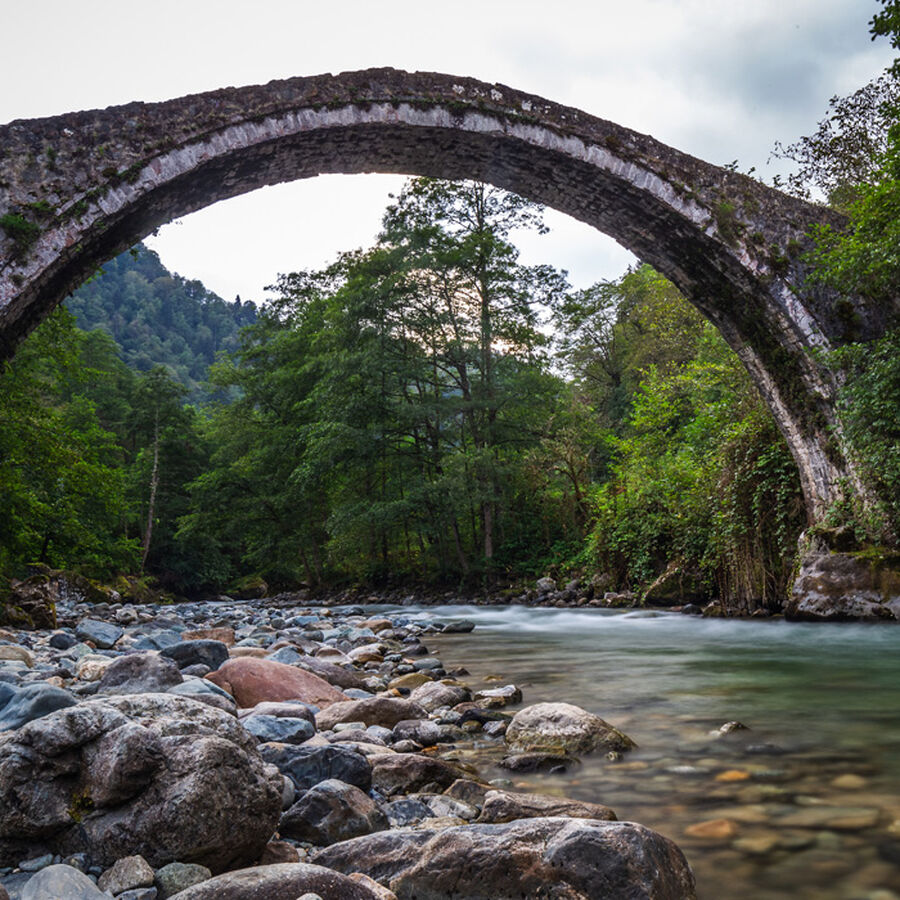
[0,693,282,872]
[97,653,183,695]
[160,640,229,671]
[280,778,388,844]
[167,676,235,711]
[97,855,155,894]
[314,817,696,899]
[0,683,77,731]
[408,681,471,712]
[477,789,617,823]
[154,861,211,898]
[260,743,372,792]
[369,752,463,796]
[242,714,314,744]
[391,719,445,746]
[505,702,635,755]
[295,655,369,692]
[787,548,900,620]
[158,863,383,900]
[75,618,123,649]
[21,864,109,900]
[316,697,428,731]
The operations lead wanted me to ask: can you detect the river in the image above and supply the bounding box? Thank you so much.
[390,605,899,900]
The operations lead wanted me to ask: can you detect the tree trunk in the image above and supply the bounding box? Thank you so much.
[140,408,160,572]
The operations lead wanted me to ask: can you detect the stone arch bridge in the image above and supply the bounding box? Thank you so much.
[0,69,892,523]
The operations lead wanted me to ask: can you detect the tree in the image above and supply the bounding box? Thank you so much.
[0,309,138,579]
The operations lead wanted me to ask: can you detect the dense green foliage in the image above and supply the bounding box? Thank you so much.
[183,181,582,586]
[0,309,209,588]
[796,3,900,544]
[557,267,804,606]
[66,245,257,399]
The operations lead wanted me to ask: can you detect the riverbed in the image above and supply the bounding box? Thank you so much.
[400,605,899,900]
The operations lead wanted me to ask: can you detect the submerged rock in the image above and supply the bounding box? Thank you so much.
[477,789,617,823]
[505,702,636,755]
[314,816,697,899]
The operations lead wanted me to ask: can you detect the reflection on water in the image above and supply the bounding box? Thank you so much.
[394,605,900,900]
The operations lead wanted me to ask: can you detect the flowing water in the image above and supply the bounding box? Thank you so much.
[393,605,900,900]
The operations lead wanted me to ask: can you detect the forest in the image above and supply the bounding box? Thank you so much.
[1,20,898,610]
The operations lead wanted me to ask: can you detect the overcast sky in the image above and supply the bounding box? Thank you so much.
[1,1,894,302]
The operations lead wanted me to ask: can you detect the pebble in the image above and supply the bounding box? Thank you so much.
[684,818,739,840]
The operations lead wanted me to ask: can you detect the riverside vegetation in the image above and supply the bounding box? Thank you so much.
[2,115,899,614]
[0,8,898,617]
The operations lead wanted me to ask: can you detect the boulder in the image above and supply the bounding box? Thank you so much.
[0,693,282,872]
[408,681,471,712]
[21,864,108,900]
[280,778,388,844]
[478,789,617,823]
[168,677,237,713]
[157,863,383,900]
[260,743,372,792]
[205,658,347,708]
[369,753,463,796]
[242,714,315,744]
[383,797,436,827]
[181,626,236,645]
[160,639,229,671]
[154,861,212,898]
[505,702,635,755]
[787,548,900,621]
[48,631,77,650]
[294,656,369,692]
[0,645,33,667]
[498,751,580,773]
[391,719,446,746]
[3,575,58,629]
[75,618,123,650]
[0,683,77,731]
[97,855,155,894]
[238,700,315,723]
[258,839,300,865]
[96,652,183,695]
[472,684,522,708]
[314,817,697,899]
[316,697,427,731]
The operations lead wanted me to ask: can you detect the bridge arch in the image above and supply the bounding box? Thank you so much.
[0,69,890,521]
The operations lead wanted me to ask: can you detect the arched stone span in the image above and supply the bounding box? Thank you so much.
[0,69,893,521]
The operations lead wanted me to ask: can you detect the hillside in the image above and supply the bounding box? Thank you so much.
[66,245,257,398]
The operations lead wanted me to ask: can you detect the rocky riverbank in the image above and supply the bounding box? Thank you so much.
[0,593,697,900]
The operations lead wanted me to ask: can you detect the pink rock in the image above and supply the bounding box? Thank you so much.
[205,658,347,708]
